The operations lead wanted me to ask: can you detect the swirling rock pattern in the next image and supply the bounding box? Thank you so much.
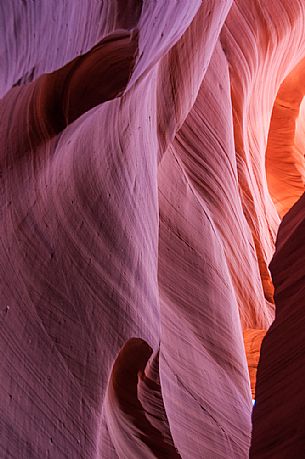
[1,1,305,458]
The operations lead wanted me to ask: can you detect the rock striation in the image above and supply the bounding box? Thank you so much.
[1,1,305,458]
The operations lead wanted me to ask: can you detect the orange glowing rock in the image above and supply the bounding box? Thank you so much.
[1,1,305,458]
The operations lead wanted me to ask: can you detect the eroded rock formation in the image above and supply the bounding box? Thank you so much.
[1,1,305,458]
[250,192,305,456]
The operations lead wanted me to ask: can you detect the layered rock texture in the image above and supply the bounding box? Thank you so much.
[1,1,305,458]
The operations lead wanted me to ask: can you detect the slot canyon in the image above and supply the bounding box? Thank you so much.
[1,1,305,457]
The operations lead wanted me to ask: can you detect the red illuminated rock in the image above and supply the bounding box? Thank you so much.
[1,1,305,458]
[266,57,305,218]
[243,330,266,398]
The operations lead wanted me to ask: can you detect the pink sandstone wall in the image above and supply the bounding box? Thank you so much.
[1,1,305,457]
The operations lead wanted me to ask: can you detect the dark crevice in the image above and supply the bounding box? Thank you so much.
[105,338,181,458]
[38,29,139,133]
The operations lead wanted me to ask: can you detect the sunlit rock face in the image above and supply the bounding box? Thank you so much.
[1,1,305,458]
[266,57,305,218]
[243,330,266,399]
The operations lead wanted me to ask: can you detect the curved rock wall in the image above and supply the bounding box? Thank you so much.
[1,1,305,458]
[266,57,305,218]
[251,192,305,457]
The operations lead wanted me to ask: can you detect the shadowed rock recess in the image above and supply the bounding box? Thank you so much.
[1,2,305,458]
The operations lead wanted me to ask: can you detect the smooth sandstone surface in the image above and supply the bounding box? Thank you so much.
[1,1,305,458]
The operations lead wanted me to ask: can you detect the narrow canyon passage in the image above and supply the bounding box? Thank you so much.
[250,54,305,457]
[1,2,305,458]
[244,52,305,400]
